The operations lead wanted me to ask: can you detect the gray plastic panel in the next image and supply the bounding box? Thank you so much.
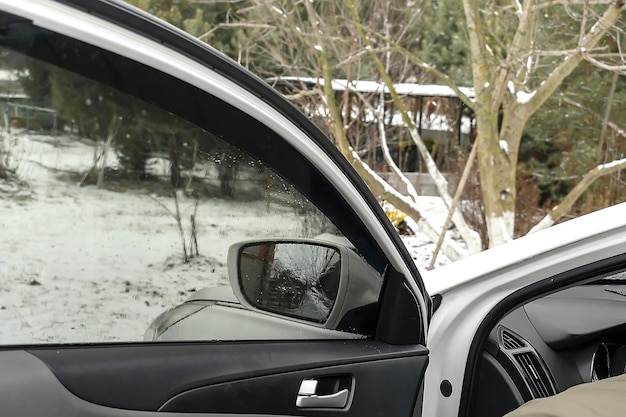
[525,285,626,350]
[0,350,280,417]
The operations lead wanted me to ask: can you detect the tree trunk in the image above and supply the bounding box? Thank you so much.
[97,120,116,188]
[463,0,625,247]
[475,110,517,247]
[169,135,182,189]
[481,100,528,246]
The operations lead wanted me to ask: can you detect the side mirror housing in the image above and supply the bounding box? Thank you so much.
[228,238,381,330]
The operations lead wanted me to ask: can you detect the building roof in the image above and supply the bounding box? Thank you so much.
[267,76,475,99]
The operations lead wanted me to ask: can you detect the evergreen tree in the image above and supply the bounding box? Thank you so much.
[420,0,472,85]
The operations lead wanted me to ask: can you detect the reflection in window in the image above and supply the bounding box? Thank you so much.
[239,242,341,323]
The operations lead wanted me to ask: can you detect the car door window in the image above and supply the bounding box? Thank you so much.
[0,18,384,345]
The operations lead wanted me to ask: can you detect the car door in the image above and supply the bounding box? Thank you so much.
[420,203,626,417]
[0,1,430,417]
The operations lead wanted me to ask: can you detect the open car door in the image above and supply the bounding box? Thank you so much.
[0,1,430,416]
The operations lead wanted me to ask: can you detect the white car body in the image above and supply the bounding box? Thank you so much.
[423,202,626,415]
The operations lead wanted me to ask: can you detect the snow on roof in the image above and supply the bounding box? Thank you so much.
[283,79,475,134]
[267,76,475,99]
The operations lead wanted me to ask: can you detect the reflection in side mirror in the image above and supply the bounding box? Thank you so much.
[238,242,341,323]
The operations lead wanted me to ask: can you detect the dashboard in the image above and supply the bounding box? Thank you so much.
[472,282,626,417]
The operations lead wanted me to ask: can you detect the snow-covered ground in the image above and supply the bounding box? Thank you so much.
[0,130,454,345]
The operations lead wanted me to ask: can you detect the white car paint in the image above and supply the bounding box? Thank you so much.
[422,202,626,416]
[157,301,361,342]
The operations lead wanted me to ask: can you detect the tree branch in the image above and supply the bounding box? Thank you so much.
[498,0,618,13]
[493,0,538,113]
[560,95,626,138]
[348,148,467,261]
[463,0,497,103]
[583,53,626,73]
[280,88,324,101]
[370,91,421,203]
[429,136,480,269]
[197,22,274,41]
[358,25,476,109]
[522,0,626,116]
[529,157,626,233]
[352,1,482,253]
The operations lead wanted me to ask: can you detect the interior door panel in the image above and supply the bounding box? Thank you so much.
[159,356,426,415]
[17,341,427,416]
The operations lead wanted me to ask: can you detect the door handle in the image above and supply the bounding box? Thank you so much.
[296,379,350,408]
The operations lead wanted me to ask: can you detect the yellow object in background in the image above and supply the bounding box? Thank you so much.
[382,202,407,228]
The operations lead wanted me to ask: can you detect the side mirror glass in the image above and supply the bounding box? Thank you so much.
[236,242,341,323]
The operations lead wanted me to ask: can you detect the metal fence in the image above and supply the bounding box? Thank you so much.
[2,102,58,135]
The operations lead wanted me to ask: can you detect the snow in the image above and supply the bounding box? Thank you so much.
[266,76,475,99]
[1,130,455,345]
[0,69,20,82]
[507,80,536,104]
[486,211,514,246]
[272,76,475,135]
[507,80,515,95]
[516,90,536,104]
[499,140,509,155]
[403,203,467,266]
[389,110,473,135]
[303,101,473,135]
[598,157,626,170]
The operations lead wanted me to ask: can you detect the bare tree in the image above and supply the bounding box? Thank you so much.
[239,0,479,260]
[459,0,625,246]
[358,0,625,247]
[96,114,119,187]
[151,191,200,263]
[226,0,625,258]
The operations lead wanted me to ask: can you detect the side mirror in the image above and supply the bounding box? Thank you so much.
[229,241,342,323]
[228,238,382,330]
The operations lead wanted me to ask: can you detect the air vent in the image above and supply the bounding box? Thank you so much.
[501,330,525,350]
[497,326,556,400]
[513,352,554,398]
